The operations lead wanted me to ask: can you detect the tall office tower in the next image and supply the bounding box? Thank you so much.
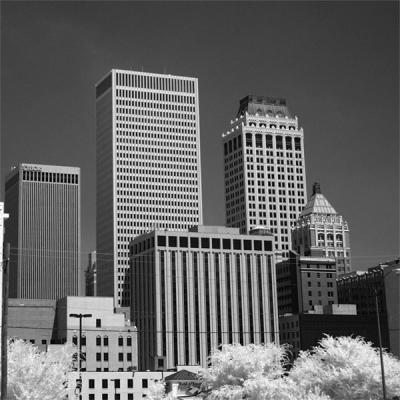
[0,203,9,345]
[96,69,203,307]
[4,164,81,299]
[222,95,307,259]
[130,226,278,370]
[292,183,351,274]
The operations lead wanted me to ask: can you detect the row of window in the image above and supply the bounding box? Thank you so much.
[21,171,79,184]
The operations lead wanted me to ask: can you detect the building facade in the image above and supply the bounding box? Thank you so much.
[4,164,81,299]
[292,182,351,274]
[337,260,400,357]
[0,202,9,341]
[68,366,201,400]
[276,251,337,315]
[96,69,203,308]
[130,226,279,370]
[53,297,138,372]
[278,305,385,358]
[222,95,307,259]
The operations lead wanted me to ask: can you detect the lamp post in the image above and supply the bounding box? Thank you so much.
[69,313,92,400]
[373,287,387,400]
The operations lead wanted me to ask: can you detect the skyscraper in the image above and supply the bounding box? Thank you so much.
[4,164,81,299]
[96,69,203,307]
[223,95,307,258]
[130,226,278,370]
[292,182,351,274]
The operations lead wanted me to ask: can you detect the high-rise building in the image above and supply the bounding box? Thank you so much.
[130,226,278,370]
[0,202,9,345]
[4,164,81,299]
[96,69,203,308]
[292,182,351,274]
[222,95,307,259]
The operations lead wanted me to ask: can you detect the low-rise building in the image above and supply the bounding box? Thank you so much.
[337,259,400,357]
[53,297,137,372]
[276,251,337,314]
[130,225,278,370]
[68,366,202,400]
[279,304,385,358]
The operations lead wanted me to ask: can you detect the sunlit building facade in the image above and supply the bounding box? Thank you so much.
[96,69,203,307]
[223,95,307,259]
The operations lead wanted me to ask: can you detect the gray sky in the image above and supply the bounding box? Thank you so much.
[1,1,398,270]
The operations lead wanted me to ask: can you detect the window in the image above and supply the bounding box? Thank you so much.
[127,353,132,361]
[179,236,188,247]
[113,379,120,388]
[142,379,148,388]
[81,336,86,346]
[212,238,220,249]
[96,319,101,328]
[102,395,108,400]
[103,336,108,346]
[201,237,210,248]
[127,336,132,346]
[233,239,241,250]
[118,336,123,346]
[41,339,47,345]
[307,281,311,287]
[254,240,262,251]
[168,236,177,247]
[104,353,109,361]
[89,379,95,389]
[128,394,133,400]
[244,240,252,251]
[96,336,101,346]
[115,395,120,400]
[222,239,231,250]
[102,379,108,389]
[157,235,166,246]
[118,353,123,361]
[96,353,101,361]
[128,379,133,388]
[89,395,95,400]
[190,237,199,248]
[72,335,78,345]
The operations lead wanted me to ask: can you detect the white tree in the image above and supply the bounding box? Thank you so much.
[290,335,400,400]
[147,379,166,400]
[4,339,73,400]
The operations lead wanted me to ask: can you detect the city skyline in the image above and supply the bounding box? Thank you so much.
[1,1,398,270]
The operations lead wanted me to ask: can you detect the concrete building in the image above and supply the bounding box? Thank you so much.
[4,164,81,299]
[53,297,137,372]
[8,298,57,352]
[86,251,97,296]
[337,259,400,357]
[130,225,278,370]
[96,69,203,308]
[279,304,385,358]
[68,366,201,400]
[276,251,337,315]
[222,95,307,259]
[292,182,351,274]
[0,202,9,343]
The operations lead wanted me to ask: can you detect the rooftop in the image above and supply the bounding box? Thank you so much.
[236,95,293,119]
[300,183,337,217]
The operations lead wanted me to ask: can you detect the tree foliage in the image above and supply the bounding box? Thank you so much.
[2,339,73,400]
[290,336,400,400]
[202,337,400,400]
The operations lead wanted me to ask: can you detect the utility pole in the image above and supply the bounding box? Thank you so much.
[374,287,387,400]
[69,313,92,400]
[1,243,10,400]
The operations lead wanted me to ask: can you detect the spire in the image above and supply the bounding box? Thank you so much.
[312,182,321,195]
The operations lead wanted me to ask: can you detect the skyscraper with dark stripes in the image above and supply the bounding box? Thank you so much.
[4,163,81,299]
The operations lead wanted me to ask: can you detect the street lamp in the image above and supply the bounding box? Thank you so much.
[69,313,92,400]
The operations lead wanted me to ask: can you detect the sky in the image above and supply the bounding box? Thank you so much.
[1,1,398,270]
